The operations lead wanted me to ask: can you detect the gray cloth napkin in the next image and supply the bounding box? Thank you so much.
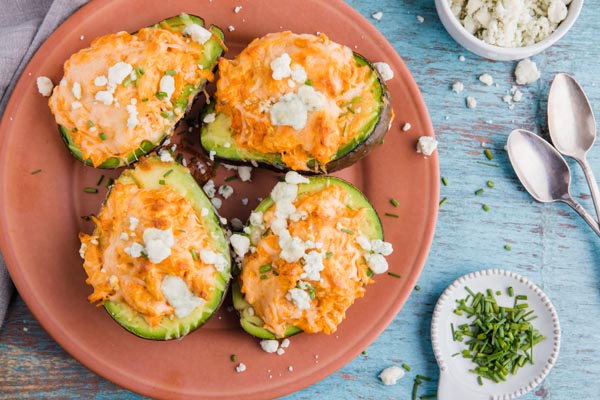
[0,0,87,329]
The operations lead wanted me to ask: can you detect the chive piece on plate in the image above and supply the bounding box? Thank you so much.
[387,271,402,278]
[30,169,42,175]
[390,198,399,207]
[475,188,484,195]
[83,187,98,194]
[441,176,448,186]
[484,149,493,160]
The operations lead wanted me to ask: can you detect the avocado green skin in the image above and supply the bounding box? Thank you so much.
[59,14,225,169]
[233,176,384,339]
[199,53,392,174]
[94,157,231,340]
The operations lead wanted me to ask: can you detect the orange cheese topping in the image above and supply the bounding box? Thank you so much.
[48,27,215,167]
[215,31,380,171]
[80,182,218,327]
[240,185,372,336]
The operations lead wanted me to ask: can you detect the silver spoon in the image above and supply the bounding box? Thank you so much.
[506,129,600,237]
[547,73,600,221]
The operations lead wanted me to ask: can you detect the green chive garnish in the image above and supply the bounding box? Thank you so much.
[165,69,177,76]
[441,176,448,186]
[230,354,237,362]
[225,174,238,182]
[159,179,166,185]
[482,204,490,212]
[402,363,411,371]
[504,244,512,251]
[96,174,105,186]
[260,274,268,280]
[487,181,495,188]
[305,79,312,86]
[420,395,437,399]
[326,252,334,259]
[387,272,402,278]
[87,120,95,127]
[141,98,149,102]
[191,249,198,261]
[99,132,107,141]
[163,169,174,177]
[414,285,421,291]
[122,76,131,87]
[385,213,400,218]
[340,228,355,235]
[477,161,499,167]
[30,169,42,175]
[439,197,448,207]
[105,177,114,188]
[474,188,484,195]
[508,286,514,297]
[259,264,272,273]
[390,198,399,207]
[156,91,168,100]
[83,187,98,194]
[484,149,493,160]
[161,111,170,118]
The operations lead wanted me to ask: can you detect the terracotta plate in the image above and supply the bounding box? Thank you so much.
[0,0,438,398]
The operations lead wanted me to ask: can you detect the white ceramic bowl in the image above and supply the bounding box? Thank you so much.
[434,0,583,61]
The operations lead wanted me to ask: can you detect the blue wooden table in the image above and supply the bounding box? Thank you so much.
[2,0,600,398]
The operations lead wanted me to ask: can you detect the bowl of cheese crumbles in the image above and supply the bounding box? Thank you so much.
[435,0,583,61]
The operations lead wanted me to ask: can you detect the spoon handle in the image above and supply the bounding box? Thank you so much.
[563,197,600,237]
[578,157,600,223]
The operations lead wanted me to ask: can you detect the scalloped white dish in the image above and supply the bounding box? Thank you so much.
[431,269,561,400]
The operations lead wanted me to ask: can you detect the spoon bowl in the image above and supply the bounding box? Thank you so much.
[506,129,600,237]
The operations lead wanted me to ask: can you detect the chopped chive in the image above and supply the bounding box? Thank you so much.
[347,107,356,114]
[390,198,399,207]
[508,286,514,297]
[414,285,421,291]
[156,91,168,100]
[361,350,367,355]
[504,244,512,251]
[387,272,402,278]
[87,120,95,127]
[30,169,42,175]
[477,161,499,167]
[439,197,448,207]
[259,264,272,273]
[477,376,483,386]
[96,174,105,186]
[482,204,490,212]
[402,363,411,371]
[72,127,78,133]
[484,149,493,160]
[83,187,98,194]
[122,76,131,87]
[141,97,149,102]
[260,274,268,280]
[135,66,145,76]
[474,188,484,195]
[161,111,170,118]
[165,69,177,76]
[305,79,312,86]
[190,249,199,261]
[225,174,238,182]
[385,212,400,218]
[420,395,437,399]
[105,177,114,188]
[159,179,166,185]
[487,181,495,188]
[340,228,355,235]
[326,252,334,259]
[163,169,174,177]
[230,354,236,362]
[441,176,448,186]
[99,132,107,141]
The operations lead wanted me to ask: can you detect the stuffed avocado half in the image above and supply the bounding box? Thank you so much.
[230,172,393,339]
[50,14,225,168]
[79,157,231,340]
[200,31,393,174]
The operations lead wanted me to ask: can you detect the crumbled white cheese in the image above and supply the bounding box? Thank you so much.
[71,101,82,110]
[203,113,216,123]
[203,179,216,198]
[297,85,325,111]
[159,75,175,100]
[201,207,209,217]
[279,231,306,262]
[270,53,292,80]
[241,197,249,206]
[228,25,235,32]
[379,365,405,385]
[356,235,372,251]
[159,149,174,162]
[161,275,204,318]
[124,242,144,258]
[107,62,133,88]
[515,58,541,85]
[126,103,139,129]
[235,363,246,372]
[285,171,310,185]
[416,136,438,156]
[71,82,82,99]
[449,0,570,47]
[200,249,228,272]
[371,239,393,256]
[129,217,139,231]
[218,184,234,199]
[466,96,477,109]
[276,348,285,356]
[260,339,279,353]
[373,62,394,81]
[479,73,494,86]
[79,243,87,259]
[230,234,250,258]
[249,211,264,227]
[416,15,425,24]
[95,90,113,105]
[94,75,107,87]
[452,81,464,93]
[402,122,412,132]
[238,166,252,182]
[291,65,307,84]
[372,11,383,21]
[301,250,325,281]
[513,89,523,102]
[234,5,243,13]
[120,232,129,241]
[183,23,212,44]
[281,338,290,348]
[459,55,466,62]
[270,93,308,131]
[286,288,312,310]
[211,197,222,209]
[143,228,175,264]
[36,76,54,97]
[364,253,389,274]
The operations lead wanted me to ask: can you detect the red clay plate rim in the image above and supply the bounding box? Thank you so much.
[0,0,439,398]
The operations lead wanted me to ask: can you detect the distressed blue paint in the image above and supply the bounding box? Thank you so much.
[2,1,600,399]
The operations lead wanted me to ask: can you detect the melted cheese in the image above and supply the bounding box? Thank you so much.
[215,31,379,171]
[240,185,372,337]
[80,182,219,327]
[49,26,215,167]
